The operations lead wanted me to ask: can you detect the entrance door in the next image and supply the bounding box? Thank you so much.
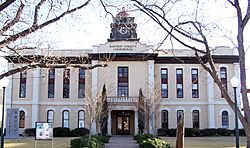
[116,112,130,135]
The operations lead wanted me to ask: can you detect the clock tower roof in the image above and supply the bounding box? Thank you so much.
[108,7,139,42]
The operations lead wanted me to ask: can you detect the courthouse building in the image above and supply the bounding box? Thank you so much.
[4,9,241,135]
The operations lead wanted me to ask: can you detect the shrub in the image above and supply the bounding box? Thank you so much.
[157,128,169,136]
[24,128,36,136]
[137,133,154,144]
[53,127,71,137]
[168,129,176,137]
[139,138,170,148]
[239,129,246,136]
[185,128,202,137]
[217,128,233,136]
[91,134,110,143]
[70,137,104,148]
[70,138,82,148]
[201,128,217,136]
[71,128,90,137]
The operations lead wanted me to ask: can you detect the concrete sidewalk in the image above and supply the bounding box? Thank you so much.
[105,135,139,148]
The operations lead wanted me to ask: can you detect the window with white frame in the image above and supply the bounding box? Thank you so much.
[19,71,27,98]
[78,110,85,128]
[176,69,183,98]
[220,67,227,98]
[47,110,54,123]
[177,110,184,124]
[222,110,229,128]
[62,110,69,128]
[192,110,199,128]
[161,110,168,128]
[161,68,168,98]
[191,69,199,98]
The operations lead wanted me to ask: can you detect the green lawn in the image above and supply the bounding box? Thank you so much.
[4,136,248,148]
[162,136,247,148]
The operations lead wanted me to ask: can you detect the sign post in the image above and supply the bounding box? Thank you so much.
[35,122,53,148]
[5,108,19,139]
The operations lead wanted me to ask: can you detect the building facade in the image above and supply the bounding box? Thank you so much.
[5,9,240,135]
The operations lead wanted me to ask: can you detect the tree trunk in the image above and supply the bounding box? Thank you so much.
[176,114,184,148]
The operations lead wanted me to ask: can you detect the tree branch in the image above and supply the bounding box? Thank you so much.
[0,0,91,48]
[0,0,15,12]
[33,0,47,26]
[0,2,24,35]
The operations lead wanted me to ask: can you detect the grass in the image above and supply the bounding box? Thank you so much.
[3,136,248,148]
[161,136,247,148]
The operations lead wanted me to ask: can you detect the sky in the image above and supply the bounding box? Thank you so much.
[0,0,250,86]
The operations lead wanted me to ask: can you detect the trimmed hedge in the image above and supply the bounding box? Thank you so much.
[139,138,170,148]
[71,128,90,137]
[70,136,106,148]
[158,128,246,137]
[53,127,71,137]
[91,135,110,143]
[24,128,36,136]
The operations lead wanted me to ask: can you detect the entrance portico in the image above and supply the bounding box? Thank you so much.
[107,109,138,135]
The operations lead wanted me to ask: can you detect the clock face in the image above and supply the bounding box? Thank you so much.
[118,27,128,34]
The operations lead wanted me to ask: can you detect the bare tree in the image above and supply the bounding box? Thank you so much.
[137,84,161,135]
[132,0,250,146]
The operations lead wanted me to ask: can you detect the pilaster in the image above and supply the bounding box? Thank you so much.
[32,68,40,128]
[207,72,215,128]
[91,60,98,134]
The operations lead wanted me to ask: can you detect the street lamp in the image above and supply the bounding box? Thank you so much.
[0,77,9,148]
[230,76,239,148]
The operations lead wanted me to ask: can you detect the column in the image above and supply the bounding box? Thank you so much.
[32,68,40,128]
[6,63,13,109]
[107,111,112,135]
[134,110,138,135]
[148,60,155,134]
[91,60,98,134]
[207,72,215,128]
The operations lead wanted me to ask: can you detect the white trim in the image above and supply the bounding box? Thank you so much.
[219,109,231,116]
[46,108,56,112]
[160,107,170,112]
[12,101,85,106]
[191,107,201,113]
[175,107,185,112]
[61,108,71,112]
[19,108,28,116]
[76,108,85,113]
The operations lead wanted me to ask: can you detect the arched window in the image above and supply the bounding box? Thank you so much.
[62,110,69,128]
[192,110,199,128]
[222,110,229,128]
[220,67,227,98]
[47,110,54,123]
[19,110,25,128]
[78,110,85,128]
[161,110,168,128]
[177,110,184,124]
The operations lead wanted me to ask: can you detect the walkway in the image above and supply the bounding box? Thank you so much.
[105,135,139,148]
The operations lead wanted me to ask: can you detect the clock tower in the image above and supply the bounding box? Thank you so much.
[108,7,139,42]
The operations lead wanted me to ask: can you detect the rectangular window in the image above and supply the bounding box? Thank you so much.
[161,110,168,128]
[220,67,227,98]
[177,110,184,124]
[176,69,183,98]
[161,68,168,98]
[192,110,199,128]
[191,69,199,98]
[63,69,70,98]
[19,71,27,98]
[62,110,69,128]
[78,110,85,128]
[47,110,54,123]
[48,69,55,98]
[78,68,85,98]
[118,67,129,97]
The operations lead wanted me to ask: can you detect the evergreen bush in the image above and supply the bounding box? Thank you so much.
[137,133,154,144]
[24,128,36,136]
[139,138,170,148]
[53,127,71,137]
[71,128,90,137]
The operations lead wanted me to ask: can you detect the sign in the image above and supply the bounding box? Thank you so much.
[5,108,19,139]
[109,45,137,51]
[35,122,53,140]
